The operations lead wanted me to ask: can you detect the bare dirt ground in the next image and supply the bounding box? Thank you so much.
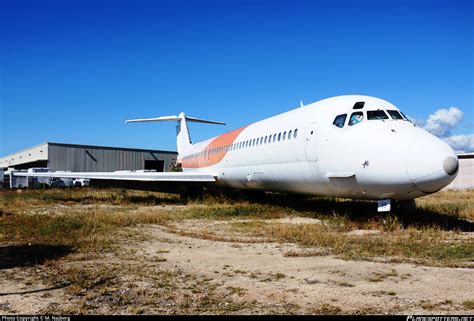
[0,189,473,315]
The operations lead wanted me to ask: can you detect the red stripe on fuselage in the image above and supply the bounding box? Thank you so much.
[181,126,248,168]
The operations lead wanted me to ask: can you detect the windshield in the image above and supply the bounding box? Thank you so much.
[367,110,389,120]
[399,111,412,122]
[333,114,347,128]
[348,112,363,126]
[387,110,404,119]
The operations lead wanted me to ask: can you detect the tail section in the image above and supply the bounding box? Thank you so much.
[126,113,225,154]
[177,112,192,154]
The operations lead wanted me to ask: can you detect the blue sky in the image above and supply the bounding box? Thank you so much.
[1,0,473,155]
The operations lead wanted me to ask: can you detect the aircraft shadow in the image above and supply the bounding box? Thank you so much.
[268,195,474,232]
[0,244,74,270]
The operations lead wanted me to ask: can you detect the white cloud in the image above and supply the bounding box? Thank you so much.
[424,107,464,137]
[442,134,474,154]
[422,107,473,153]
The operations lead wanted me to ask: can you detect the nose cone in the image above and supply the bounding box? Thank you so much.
[406,137,458,193]
[443,156,459,176]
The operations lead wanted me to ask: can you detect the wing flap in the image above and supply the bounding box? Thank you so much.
[324,172,356,178]
[12,171,216,182]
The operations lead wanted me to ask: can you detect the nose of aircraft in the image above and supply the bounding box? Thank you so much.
[406,136,459,193]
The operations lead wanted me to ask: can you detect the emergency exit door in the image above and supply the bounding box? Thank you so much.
[304,123,318,162]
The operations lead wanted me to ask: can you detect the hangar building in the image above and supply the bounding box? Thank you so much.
[0,142,178,172]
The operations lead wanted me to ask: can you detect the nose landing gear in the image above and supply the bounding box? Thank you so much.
[377,199,416,213]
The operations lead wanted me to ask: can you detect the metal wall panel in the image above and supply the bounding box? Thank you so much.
[48,143,177,172]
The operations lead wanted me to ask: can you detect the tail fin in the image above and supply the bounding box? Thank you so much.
[126,113,225,154]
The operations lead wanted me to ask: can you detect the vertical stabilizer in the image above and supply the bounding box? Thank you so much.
[176,112,192,154]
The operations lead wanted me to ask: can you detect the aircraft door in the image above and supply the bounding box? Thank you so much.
[304,123,318,162]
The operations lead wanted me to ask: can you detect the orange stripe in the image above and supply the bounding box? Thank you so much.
[181,126,248,168]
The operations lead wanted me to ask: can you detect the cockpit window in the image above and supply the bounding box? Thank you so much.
[348,112,363,126]
[353,102,365,109]
[399,111,411,122]
[367,110,389,120]
[387,110,403,119]
[333,114,347,128]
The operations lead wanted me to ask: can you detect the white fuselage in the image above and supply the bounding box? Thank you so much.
[179,95,458,201]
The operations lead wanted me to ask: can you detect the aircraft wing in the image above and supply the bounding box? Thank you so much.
[11,171,216,182]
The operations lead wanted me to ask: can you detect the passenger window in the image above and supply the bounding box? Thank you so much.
[333,114,347,128]
[283,132,287,140]
[278,133,281,141]
[387,110,403,119]
[294,129,298,139]
[273,134,277,142]
[288,130,292,139]
[367,110,389,120]
[348,112,363,126]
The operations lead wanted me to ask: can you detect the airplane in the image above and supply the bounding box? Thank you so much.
[12,95,459,212]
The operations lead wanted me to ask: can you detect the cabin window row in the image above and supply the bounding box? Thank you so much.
[182,128,299,160]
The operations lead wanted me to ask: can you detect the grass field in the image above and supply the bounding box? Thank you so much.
[0,188,473,314]
[1,188,472,267]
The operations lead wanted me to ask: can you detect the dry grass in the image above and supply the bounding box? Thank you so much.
[0,205,177,250]
[250,223,473,267]
[416,189,474,221]
[463,300,474,309]
[0,188,180,209]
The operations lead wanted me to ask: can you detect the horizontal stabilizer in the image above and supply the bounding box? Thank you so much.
[325,172,356,178]
[125,116,181,123]
[126,115,225,125]
[125,112,225,155]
